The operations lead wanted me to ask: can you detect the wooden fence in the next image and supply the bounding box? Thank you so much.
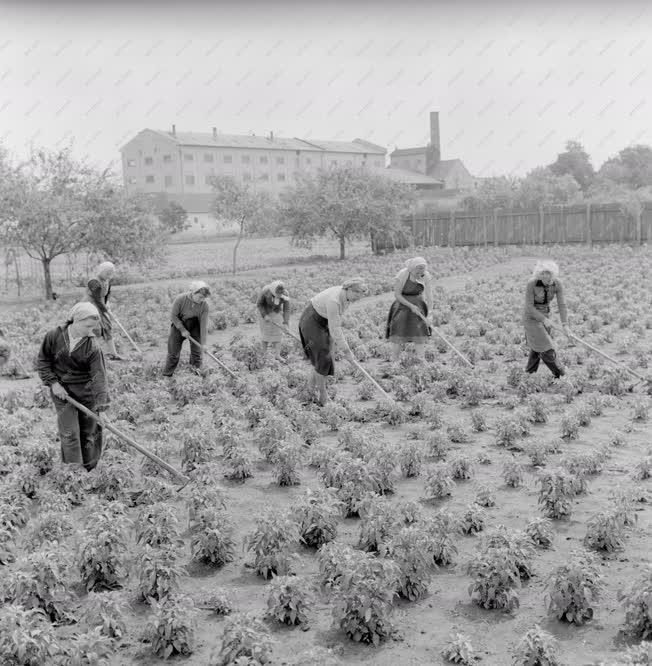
[407,201,652,248]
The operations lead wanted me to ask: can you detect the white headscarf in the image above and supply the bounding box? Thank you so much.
[397,257,428,286]
[97,261,115,279]
[342,278,369,294]
[533,260,559,280]
[263,280,289,304]
[67,302,100,323]
[189,280,211,296]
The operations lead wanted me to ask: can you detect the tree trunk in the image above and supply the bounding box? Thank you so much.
[42,257,54,299]
[339,235,346,260]
[232,218,245,275]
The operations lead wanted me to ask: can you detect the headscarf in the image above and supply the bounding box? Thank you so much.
[398,256,429,286]
[97,261,115,279]
[189,280,211,296]
[263,280,289,304]
[533,260,559,280]
[342,278,369,294]
[67,302,100,323]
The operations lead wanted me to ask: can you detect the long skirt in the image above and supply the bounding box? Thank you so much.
[524,314,555,352]
[298,304,333,377]
[259,311,284,343]
[386,295,430,343]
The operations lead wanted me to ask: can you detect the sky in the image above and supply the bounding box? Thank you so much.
[1,0,651,179]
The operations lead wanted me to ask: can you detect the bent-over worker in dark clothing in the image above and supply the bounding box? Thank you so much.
[523,260,571,379]
[163,281,211,377]
[36,302,110,471]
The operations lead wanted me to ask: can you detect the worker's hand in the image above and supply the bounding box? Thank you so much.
[181,329,190,339]
[51,382,68,400]
[562,324,571,337]
[543,318,554,329]
[263,314,271,321]
[200,345,208,353]
[283,322,289,330]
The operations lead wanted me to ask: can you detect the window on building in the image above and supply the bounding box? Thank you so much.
[243,173,251,182]
[260,156,268,164]
[128,177,137,184]
[374,160,382,167]
[184,153,194,161]
[241,155,250,164]
[305,157,311,165]
[165,175,173,187]
[205,175,213,185]
[361,160,366,167]
[224,155,232,163]
[127,159,136,167]
[295,158,300,167]
[194,217,198,223]
[185,175,195,185]
[163,154,172,163]
[276,156,285,165]
[204,153,214,163]
[259,173,269,182]
[145,175,155,183]
[277,173,286,182]
[144,157,153,165]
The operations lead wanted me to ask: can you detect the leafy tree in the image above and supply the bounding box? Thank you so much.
[598,144,652,189]
[0,146,169,299]
[586,178,652,224]
[515,167,582,210]
[156,201,190,235]
[548,140,595,191]
[460,176,519,212]
[279,166,414,260]
[208,175,276,274]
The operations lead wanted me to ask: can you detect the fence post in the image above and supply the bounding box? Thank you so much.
[482,213,487,248]
[411,213,416,249]
[492,208,498,247]
[538,206,544,245]
[449,210,456,248]
[585,202,592,246]
[636,210,642,245]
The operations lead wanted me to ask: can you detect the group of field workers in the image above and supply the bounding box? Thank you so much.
[28,256,571,471]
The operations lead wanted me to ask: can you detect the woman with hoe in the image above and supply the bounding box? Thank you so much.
[86,261,124,360]
[256,280,290,361]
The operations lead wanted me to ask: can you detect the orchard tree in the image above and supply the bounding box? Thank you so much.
[515,167,582,210]
[209,175,276,274]
[586,178,652,224]
[597,145,652,190]
[279,166,414,260]
[0,146,170,299]
[548,140,595,191]
[156,200,190,235]
[460,176,520,212]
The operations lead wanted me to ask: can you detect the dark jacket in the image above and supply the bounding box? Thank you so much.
[36,324,110,408]
[170,293,209,345]
[523,278,568,324]
[257,289,290,324]
[87,278,111,314]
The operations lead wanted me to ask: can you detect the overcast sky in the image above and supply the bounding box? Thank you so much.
[1,0,650,178]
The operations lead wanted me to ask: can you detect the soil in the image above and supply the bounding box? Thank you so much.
[1,253,650,666]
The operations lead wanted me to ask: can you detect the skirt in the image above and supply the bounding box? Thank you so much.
[299,304,333,377]
[386,295,430,343]
[259,311,284,343]
[524,307,554,352]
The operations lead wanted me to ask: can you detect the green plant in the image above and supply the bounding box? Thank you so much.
[494,416,525,448]
[399,440,423,478]
[364,441,400,494]
[136,543,184,602]
[194,588,235,615]
[474,484,496,508]
[424,463,455,501]
[559,412,581,439]
[466,547,520,612]
[324,455,381,517]
[134,503,181,548]
[271,440,302,486]
[447,420,471,444]
[630,398,649,421]
[190,506,235,566]
[223,444,255,481]
[265,575,313,625]
[481,525,536,581]
[584,510,626,553]
[244,509,301,579]
[55,627,114,665]
[450,455,475,480]
[209,612,274,665]
[545,551,604,624]
[632,457,651,480]
[502,460,526,487]
[382,526,436,601]
[525,440,549,467]
[441,631,477,665]
[47,463,90,505]
[425,432,449,460]
[293,488,344,548]
[90,457,136,502]
[525,518,554,549]
[77,503,130,592]
[618,565,652,639]
[23,510,74,550]
[421,511,459,565]
[356,498,402,553]
[512,624,563,666]
[145,595,197,659]
[0,605,59,665]
[524,395,549,423]
[79,591,128,639]
[459,504,486,534]
[537,468,576,519]
[470,409,488,432]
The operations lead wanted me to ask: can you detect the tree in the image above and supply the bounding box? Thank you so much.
[597,145,652,190]
[460,176,520,212]
[515,167,582,210]
[548,140,595,191]
[279,166,414,260]
[586,178,652,224]
[156,200,190,235]
[209,175,276,274]
[0,146,170,299]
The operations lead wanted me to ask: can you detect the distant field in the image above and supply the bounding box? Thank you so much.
[0,236,373,300]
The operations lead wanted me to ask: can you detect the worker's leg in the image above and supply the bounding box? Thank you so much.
[52,395,84,465]
[163,326,184,376]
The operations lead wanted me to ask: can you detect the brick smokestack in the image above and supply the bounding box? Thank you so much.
[212,127,217,140]
[429,111,440,163]
[171,124,176,137]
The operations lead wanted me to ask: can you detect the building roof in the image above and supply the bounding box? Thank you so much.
[390,146,428,157]
[134,129,385,155]
[429,159,466,179]
[382,166,443,185]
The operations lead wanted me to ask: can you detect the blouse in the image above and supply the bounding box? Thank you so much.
[170,293,209,345]
[310,286,350,349]
[87,278,111,314]
[395,268,434,310]
[257,289,290,324]
[524,278,568,324]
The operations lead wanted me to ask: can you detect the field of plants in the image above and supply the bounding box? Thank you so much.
[0,244,651,666]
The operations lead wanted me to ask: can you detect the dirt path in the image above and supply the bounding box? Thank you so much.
[0,256,539,395]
